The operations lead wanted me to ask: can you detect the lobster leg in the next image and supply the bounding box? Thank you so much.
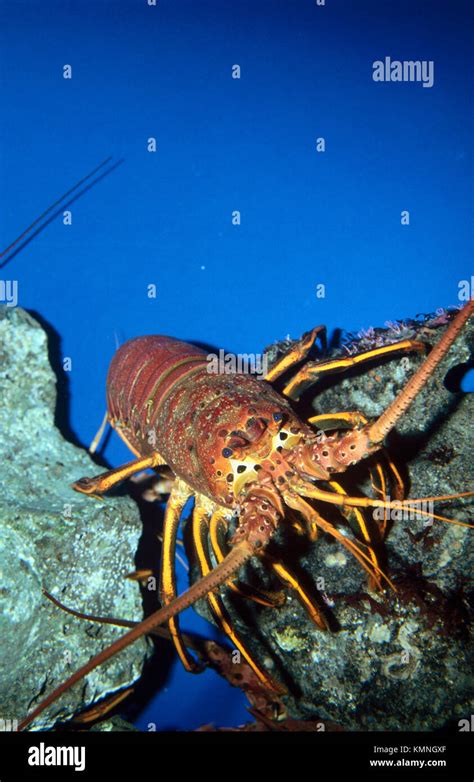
[292,483,474,529]
[369,458,405,538]
[283,492,395,589]
[263,554,330,630]
[161,479,201,672]
[264,326,326,382]
[308,411,368,430]
[72,451,167,497]
[328,480,384,591]
[192,496,286,694]
[369,461,390,539]
[379,453,405,500]
[283,339,426,400]
[209,511,286,608]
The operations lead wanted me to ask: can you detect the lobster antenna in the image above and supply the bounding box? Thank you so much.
[42,589,202,650]
[19,540,255,730]
[368,300,474,445]
[0,156,113,261]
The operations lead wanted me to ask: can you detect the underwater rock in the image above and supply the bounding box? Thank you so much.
[89,716,139,731]
[0,306,147,730]
[194,309,473,731]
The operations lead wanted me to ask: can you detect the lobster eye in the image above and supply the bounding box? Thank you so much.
[273,412,284,422]
[222,447,233,458]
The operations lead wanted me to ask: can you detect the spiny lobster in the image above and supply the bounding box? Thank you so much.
[19,298,474,729]
[3,162,472,729]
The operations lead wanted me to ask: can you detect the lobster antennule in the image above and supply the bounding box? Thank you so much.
[19,540,257,731]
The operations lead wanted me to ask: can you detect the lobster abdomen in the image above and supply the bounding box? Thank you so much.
[107,335,207,427]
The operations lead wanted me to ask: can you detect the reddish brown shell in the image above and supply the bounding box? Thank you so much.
[106,336,297,506]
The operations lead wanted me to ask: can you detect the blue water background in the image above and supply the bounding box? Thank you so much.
[1,0,472,729]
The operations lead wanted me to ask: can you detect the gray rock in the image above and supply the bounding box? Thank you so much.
[0,306,148,730]
[194,309,473,730]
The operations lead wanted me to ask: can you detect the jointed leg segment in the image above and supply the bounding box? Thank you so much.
[209,511,286,608]
[161,480,200,672]
[192,496,286,694]
[264,326,326,383]
[283,339,426,399]
[72,451,167,497]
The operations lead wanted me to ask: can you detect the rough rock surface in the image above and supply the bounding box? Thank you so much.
[0,306,147,730]
[193,309,473,730]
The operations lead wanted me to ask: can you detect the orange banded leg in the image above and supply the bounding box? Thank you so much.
[263,554,329,630]
[283,491,396,590]
[369,462,389,540]
[283,339,427,400]
[379,451,405,502]
[308,411,369,431]
[264,326,326,383]
[160,480,200,672]
[209,511,286,608]
[291,482,474,530]
[72,451,167,498]
[192,497,286,694]
[328,480,383,591]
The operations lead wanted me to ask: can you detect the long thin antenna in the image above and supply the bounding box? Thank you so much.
[19,540,257,730]
[368,300,474,444]
[0,156,113,260]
